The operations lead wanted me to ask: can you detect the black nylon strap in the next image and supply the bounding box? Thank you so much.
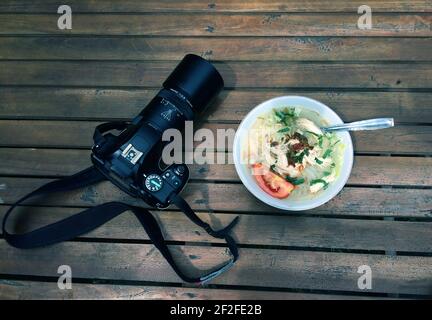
[2,166,238,284]
[2,167,106,248]
[171,194,239,262]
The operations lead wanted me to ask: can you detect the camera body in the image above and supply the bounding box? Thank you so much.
[91,89,192,208]
[91,54,224,208]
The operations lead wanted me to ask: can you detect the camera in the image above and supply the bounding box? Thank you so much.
[91,54,224,208]
[3,54,239,284]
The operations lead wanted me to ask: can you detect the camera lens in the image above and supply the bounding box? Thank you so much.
[137,54,224,134]
[163,54,224,113]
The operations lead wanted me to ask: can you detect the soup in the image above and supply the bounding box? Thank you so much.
[243,106,345,200]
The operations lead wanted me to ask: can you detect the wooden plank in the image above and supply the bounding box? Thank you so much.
[1,148,431,187]
[1,88,431,124]
[0,177,430,217]
[2,205,431,252]
[0,14,430,37]
[0,280,369,300]
[0,0,430,13]
[1,241,431,295]
[0,61,432,89]
[349,156,432,186]
[1,37,431,61]
[1,61,431,89]
[0,120,430,155]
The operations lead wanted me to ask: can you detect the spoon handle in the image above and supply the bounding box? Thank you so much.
[323,118,394,132]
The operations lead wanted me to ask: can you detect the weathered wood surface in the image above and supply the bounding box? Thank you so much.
[0,0,431,300]
[1,0,430,13]
[2,205,432,252]
[0,14,431,36]
[1,148,431,187]
[0,177,431,218]
[1,241,431,295]
[1,88,431,123]
[1,280,373,300]
[1,61,431,89]
[0,120,430,155]
[1,37,432,61]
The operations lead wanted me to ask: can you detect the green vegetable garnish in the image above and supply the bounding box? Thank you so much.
[274,108,297,126]
[315,157,323,164]
[310,179,329,189]
[282,107,297,118]
[293,149,309,163]
[270,164,276,172]
[275,110,285,121]
[323,171,331,176]
[318,135,323,148]
[305,131,320,137]
[285,176,305,185]
[277,127,290,133]
[323,149,332,159]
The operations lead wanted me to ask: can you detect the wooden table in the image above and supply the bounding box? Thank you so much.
[0,1,431,299]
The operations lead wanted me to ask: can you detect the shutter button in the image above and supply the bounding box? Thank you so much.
[174,166,185,176]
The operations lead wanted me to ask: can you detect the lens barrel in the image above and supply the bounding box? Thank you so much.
[163,54,224,113]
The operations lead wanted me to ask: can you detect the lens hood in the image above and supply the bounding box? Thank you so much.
[163,54,224,113]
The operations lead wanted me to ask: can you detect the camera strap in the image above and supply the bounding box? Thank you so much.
[2,166,238,284]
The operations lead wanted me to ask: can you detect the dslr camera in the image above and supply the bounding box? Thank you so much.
[91,54,223,208]
[3,54,238,284]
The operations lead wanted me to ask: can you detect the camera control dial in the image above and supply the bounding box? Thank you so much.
[145,174,163,192]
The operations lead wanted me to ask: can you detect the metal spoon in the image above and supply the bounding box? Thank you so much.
[321,118,394,133]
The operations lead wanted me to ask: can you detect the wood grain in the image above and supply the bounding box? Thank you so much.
[0,14,430,37]
[1,88,431,123]
[1,0,431,299]
[2,205,432,252]
[0,120,430,155]
[1,37,431,61]
[1,61,431,89]
[0,177,430,217]
[0,0,430,13]
[0,148,431,187]
[0,280,370,300]
[1,241,431,295]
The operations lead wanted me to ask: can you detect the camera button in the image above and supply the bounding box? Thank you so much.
[163,172,171,179]
[174,166,185,176]
[144,174,163,192]
[169,175,182,188]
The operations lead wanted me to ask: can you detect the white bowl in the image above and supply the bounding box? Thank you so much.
[233,96,354,211]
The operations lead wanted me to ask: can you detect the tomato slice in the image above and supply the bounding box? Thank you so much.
[252,163,294,199]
